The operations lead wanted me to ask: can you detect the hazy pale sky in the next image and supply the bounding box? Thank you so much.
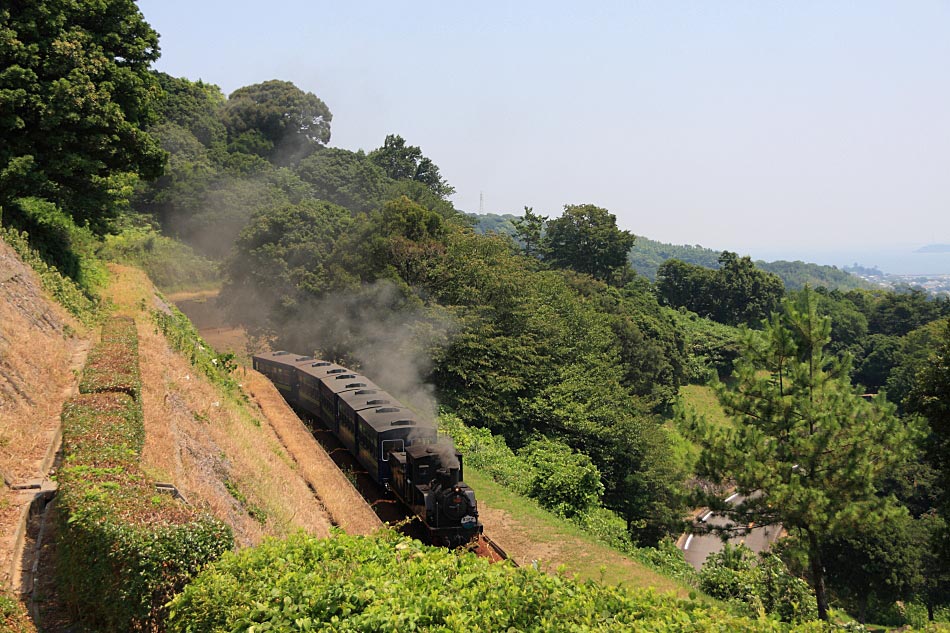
[138,1,949,260]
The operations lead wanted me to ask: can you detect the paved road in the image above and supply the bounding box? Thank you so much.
[679,493,782,570]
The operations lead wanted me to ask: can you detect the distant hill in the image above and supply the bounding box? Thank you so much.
[756,259,869,291]
[467,214,869,291]
[466,212,519,237]
[629,236,869,291]
[627,237,721,275]
[915,244,950,254]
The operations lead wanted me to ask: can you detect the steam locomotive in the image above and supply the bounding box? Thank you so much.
[252,350,482,547]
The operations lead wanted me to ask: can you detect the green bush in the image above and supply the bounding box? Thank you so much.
[79,341,142,400]
[168,530,832,632]
[698,545,817,623]
[56,316,233,632]
[98,227,219,292]
[56,468,231,632]
[61,392,143,465]
[519,437,604,518]
[438,412,533,494]
[77,316,141,399]
[0,221,99,324]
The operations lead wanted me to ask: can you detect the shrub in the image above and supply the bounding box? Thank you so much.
[439,412,533,494]
[61,392,143,465]
[56,316,233,631]
[78,316,141,399]
[699,545,817,623]
[56,468,231,632]
[168,530,831,632]
[519,436,604,518]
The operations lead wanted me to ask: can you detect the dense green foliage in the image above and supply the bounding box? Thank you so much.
[168,530,837,633]
[2,197,108,293]
[98,226,219,291]
[56,316,232,632]
[657,251,785,326]
[222,80,331,165]
[542,203,635,283]
[686,291,920,619]
[4,6,946,620]
[627,236,867,291]
[0,0,165,231]
[368,134,454,198]
[0,215,99,324]
[699,546,817,623]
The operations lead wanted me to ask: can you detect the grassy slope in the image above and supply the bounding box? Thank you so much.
[465,469,694,596]
[679,384,732,430]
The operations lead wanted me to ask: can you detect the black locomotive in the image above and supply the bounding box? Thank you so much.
[252,350,482,547]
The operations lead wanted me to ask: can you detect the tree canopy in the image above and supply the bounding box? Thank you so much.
[221,80,331,165]
[368,134,454,199]
[542,203,635,283]
[1,0,166,230]
[657,252,784,326]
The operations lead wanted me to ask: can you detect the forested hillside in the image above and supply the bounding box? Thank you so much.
[469,214,869,291]
[1,2,949,630]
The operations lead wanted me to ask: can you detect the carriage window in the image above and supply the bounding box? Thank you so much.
[381,439,404,461]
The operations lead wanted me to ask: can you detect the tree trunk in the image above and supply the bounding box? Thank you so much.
[808,533,830,621]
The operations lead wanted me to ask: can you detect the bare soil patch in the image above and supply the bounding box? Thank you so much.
[0,239,90,593]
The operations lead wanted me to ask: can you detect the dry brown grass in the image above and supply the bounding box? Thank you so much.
[242,369,382,535]
[0,239,90,589]
[105,264,333,546]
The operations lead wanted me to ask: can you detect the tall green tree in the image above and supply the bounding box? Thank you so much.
[295,148,390,213]
[906,318,950,519]
[368,134,454,199]
[0,0,166,230]
[542,204,635,284]
[221,80,331,165]
[656,253,784,326]
[687,290,919,620]
[512,206,547,259]
[714,251,784,326]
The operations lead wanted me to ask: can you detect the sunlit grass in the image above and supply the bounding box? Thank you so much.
[464,468,694,596]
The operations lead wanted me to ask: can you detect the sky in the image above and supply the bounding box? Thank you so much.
[138,1,950,269]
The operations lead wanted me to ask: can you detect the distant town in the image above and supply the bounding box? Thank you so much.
[845,265,950,296]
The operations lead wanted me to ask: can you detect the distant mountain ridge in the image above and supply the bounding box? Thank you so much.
[467,213,870,291]
[915,244,950,254]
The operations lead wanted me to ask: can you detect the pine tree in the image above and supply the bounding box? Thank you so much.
[688,289,920,620]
